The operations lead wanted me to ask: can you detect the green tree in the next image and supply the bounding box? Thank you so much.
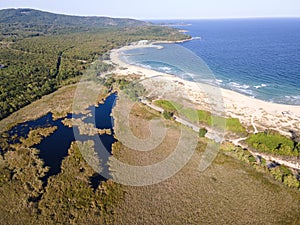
[199,128,208,137]
[163,110,173,120]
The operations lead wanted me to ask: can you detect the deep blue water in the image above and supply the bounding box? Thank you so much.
[6,93,118,187]
[125,19,300,105]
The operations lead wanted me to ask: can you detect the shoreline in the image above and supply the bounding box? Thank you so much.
[152,37,193,44]
[110,43,300,137]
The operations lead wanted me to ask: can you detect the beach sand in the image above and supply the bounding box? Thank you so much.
[110,44,300,137]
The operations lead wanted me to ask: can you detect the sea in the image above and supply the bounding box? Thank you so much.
[121,19,300,105]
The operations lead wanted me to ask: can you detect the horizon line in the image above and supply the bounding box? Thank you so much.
[146,16,300,20]
[1,7,300,20]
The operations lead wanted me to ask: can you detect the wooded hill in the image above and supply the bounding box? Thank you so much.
[0,8,150,39]
[0,8,188,120]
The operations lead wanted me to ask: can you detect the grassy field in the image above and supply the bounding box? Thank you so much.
[111,102,300,224]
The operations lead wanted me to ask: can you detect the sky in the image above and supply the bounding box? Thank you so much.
[0,0,300,19]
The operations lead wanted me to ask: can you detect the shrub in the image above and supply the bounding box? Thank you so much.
[163,111,173,120]
[247,131,298,157]
[199,128,207,137]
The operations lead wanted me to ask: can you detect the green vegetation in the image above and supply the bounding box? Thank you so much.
[0,147,48,224]
[0,9,188,120]
[162,110,173,120]
[102,76,146,101]
[196,109,212,124]
[199,128,208,137]
[2,9,300,224]
[0,81,299,224]
[247,130,300,156]
[0,8,148,40]
[38,141,123,224]
[221,142,300,190]
[112,106,300,224]
[154,99,246,134]
[154,99,182,112]
[222,142,263,166]
[225,117,246,133]
[122,82,146,102]
[0,138,124,224]
[0,84,78,133]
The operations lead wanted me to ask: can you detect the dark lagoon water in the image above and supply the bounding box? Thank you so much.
[125,19,300,105]
[6,93,118,187]
[35,113,75,178]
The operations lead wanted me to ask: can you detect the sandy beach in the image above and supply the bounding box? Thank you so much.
[110,43,300,137]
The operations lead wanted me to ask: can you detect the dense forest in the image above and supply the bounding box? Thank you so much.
[0,8,188,120]
[0,8,149,39]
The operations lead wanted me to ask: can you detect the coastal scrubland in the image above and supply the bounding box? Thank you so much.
[111,101,300,224]
[0,73,299,224]
[0,8,299,225]
[0,139,123,224]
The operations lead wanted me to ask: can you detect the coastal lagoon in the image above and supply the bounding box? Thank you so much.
[5,93,118,186]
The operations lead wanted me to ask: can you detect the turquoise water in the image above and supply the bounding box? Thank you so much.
[124,19,300,105]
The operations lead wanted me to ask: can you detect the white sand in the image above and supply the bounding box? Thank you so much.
[110,44,300,136]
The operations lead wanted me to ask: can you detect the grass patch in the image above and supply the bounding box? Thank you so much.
[225,117,246,133]
[154,99,246,134]
[154,100,183,112]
